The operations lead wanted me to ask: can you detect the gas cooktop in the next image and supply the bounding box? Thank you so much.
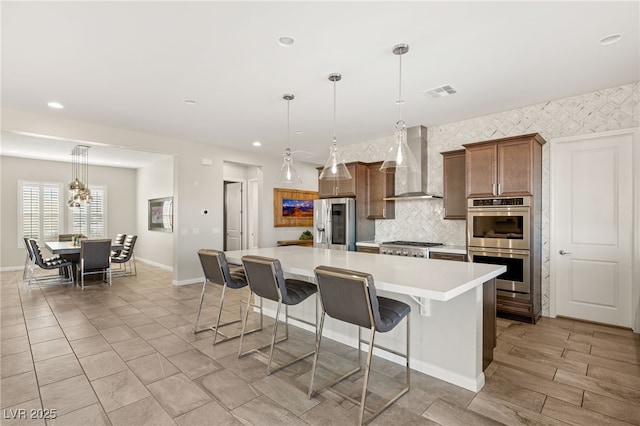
[381,241,443,248]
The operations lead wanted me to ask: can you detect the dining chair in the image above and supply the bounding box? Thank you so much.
[310,265,411,425]
[25,239,74,287]
[238,255,318,375]
[111,233,126,257]
[22,237,34,280]
[195,249,262,345]
[111,235,137,276]
[77,239,113,289]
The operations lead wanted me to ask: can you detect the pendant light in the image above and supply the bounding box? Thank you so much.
[319,73,352,181]
[67,145,92,208]
[380,44,418,172]
[277,94,302,185]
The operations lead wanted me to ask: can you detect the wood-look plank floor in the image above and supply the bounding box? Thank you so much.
[1,264,639,425]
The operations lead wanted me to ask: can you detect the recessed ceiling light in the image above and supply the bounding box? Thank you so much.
[295,130,303,135]
[252,141,262,147]
[278,36,295,47]
[184,99,196,105]
[599,34,623,45]
[47,102,64,109]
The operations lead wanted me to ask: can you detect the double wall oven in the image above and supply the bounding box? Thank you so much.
[467,197,531,300]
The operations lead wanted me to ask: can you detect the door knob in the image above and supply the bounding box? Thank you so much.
[559,250,572,255]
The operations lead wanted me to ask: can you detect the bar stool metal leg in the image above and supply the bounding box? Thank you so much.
[195,281,263,345]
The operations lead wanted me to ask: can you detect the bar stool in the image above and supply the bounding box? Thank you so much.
[194,249,262,345]
[239,255,318,375]
[310,266,411,425]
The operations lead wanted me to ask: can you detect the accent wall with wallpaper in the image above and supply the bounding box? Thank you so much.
[339,82,639,316]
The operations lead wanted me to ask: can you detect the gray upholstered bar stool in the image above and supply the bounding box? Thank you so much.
[195,249,262,345]
[310,266,411,425]
[239,255,318,375]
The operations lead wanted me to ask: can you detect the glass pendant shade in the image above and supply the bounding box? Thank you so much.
[278,148,301,185]
[320,73,352,181]
[277,94,302,185]
[319,139,351,180]
[380,120,418,170]
[380,43,418,174]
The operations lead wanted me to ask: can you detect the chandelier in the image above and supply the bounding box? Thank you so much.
[67,145,92,208]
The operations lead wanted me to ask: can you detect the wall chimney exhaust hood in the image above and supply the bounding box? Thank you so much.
[383,125,442,200]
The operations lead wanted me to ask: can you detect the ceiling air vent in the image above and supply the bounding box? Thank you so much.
[422,84,457,99]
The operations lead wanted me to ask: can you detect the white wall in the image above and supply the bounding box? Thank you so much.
[136,156,174,269]
[0,156,137,268]
[1,108,319,283]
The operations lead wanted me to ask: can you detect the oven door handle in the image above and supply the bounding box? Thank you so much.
[468,247,530,256]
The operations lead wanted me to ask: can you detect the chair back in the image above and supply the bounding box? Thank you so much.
[27,239,47,268]
[314,266,380,329]
[80,239,112,269]
[241,256,285,302]
[58,234,74,242]
[23,237,34,260]
[116,235,137,261]
[114,233,127,245]
[198,249,233,286]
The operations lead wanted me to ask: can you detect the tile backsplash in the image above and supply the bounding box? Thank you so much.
[340,82,639,316]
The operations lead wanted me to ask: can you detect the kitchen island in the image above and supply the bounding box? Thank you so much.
[224,246,505,392]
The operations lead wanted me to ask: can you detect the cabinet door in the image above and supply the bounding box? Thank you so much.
[336,163,357,197]
[466,143,497,198]
[442,150,466,219]
[317,169,336,198]
[366,162,395,219]
[497,139,533,196]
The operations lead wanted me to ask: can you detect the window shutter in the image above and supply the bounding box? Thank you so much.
[18,181,63,246]
[21,183,40,240]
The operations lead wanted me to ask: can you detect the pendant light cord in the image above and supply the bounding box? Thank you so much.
[397,51,403,122]
[333,78,337,144]
[287,98,290,149]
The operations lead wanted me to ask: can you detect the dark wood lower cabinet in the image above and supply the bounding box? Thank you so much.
[496,296,541,324]
[356,246,380,254]
[483,278,496,371]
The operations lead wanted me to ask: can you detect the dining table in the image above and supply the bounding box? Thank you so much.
[44,240,124,282]
[45,240,123,255]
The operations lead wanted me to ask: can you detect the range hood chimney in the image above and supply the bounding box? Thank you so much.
[383,125,442,200]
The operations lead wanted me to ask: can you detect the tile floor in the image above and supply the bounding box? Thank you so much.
[1,263,639,425]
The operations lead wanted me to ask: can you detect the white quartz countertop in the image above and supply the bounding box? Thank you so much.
[224,246,504,302]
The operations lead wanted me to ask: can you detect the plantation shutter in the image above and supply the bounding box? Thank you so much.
[18,181,63,245]
[21,182,41,240]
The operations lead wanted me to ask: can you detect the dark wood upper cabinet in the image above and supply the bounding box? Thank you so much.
[317,163,362,198]
[441,149,466,220]
[464,134,546,198]
[366,161,395,219]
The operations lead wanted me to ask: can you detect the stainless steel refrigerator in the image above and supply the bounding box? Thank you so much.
[313,198,356,251]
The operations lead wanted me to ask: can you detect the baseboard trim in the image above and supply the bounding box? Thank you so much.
[136,258,173,271]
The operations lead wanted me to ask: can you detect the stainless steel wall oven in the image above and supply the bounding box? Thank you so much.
[467,197,532,300]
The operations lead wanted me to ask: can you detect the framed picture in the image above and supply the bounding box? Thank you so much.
[148,197,173,232]
[273,188,318,227]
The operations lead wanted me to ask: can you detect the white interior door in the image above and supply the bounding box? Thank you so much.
[225,181,243,251]
[551,130,633,327]
[247,179,259,249]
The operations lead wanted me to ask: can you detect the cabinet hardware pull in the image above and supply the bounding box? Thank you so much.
[497,183,502,195]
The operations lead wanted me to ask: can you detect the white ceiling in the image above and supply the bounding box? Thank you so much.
[1,1,638,165]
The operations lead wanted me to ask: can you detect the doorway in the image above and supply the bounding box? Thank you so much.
[224,181,243,251]
[550,128,637,328]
